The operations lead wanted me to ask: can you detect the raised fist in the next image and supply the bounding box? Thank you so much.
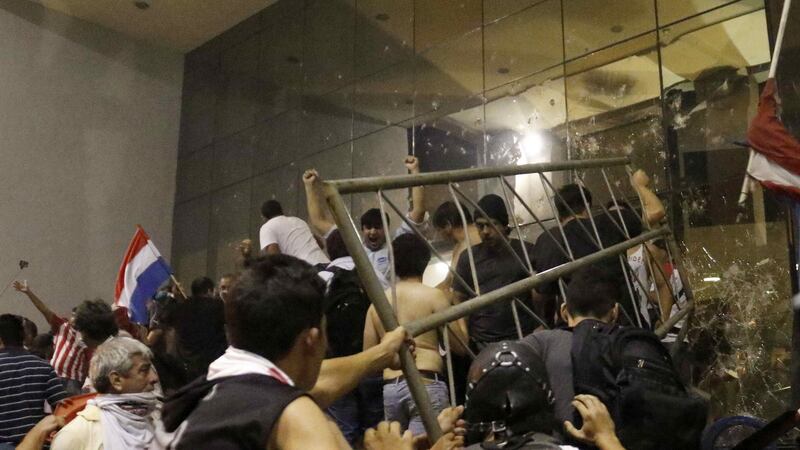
[632,169,650,187]
[303,169,320,186]
[12,280,30,295]
[404,156,419,173]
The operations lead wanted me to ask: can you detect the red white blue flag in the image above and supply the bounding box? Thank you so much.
[114,226,172,324]
[746,78,800,200]
[743,0,800,201]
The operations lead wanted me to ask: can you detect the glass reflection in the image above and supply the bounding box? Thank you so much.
[483,0,562,91]
[414,0,481,52]
[563,0,655,60]
[173,196,210,287]
[484,66,567,224]
[352,126,410,226]
[414,29,482,117]
[566,33,666,200]
[303,0,355,94]
[209,181,252,280]
[355,0,413,77]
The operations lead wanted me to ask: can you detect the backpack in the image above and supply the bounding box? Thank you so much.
[324,266,372,358]
[570,319,707,450]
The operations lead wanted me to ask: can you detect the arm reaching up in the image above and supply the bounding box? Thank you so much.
[405,156,427,224]
[303,169,336,236]
[13,281,59,329]
[631,170,665,227]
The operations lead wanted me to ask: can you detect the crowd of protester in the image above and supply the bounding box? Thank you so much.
[0,156,707,449]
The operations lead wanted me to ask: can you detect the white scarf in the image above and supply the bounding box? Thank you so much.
[90,392,157,450]
[207,346,294,386]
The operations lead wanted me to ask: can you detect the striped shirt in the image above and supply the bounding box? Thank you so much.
[0,348,67,444]
[49,316,90,382]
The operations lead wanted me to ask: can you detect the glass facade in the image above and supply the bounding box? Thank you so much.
[174,0,794,418]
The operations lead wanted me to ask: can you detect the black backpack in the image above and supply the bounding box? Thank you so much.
[324,266,372,358]
[571,319,707,450]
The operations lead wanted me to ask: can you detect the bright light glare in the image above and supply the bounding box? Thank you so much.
[703,276,721,282]
[520,132,544,160]
[423,261,450,287]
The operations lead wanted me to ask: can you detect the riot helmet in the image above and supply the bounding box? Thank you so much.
[463,341,556,445]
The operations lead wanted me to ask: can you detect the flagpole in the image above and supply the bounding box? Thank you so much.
[740,0,792,206]
[140,226,188,301]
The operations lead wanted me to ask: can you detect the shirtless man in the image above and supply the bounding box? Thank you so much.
[363,234,468,436]
[432,201,481,291]
[163,254,465,450]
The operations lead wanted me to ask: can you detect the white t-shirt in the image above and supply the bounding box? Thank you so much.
[627,245,652,327]
[662,268,688,343]
[325,213,427,288]
[259,215,330,266]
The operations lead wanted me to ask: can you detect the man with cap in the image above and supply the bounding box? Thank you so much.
[462,340,625,450]
[452,194,538,350]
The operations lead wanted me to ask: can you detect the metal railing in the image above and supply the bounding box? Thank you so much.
[320,156,694,440]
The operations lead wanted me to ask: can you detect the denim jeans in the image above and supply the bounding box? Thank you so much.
[383,378,449,436]
[327,375,384,446]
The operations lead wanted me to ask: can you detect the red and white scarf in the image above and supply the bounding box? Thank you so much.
[206,346,293,385]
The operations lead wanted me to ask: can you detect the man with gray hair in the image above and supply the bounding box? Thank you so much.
[51,336,159,450]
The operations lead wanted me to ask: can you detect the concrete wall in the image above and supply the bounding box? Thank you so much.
[0,0,183,327]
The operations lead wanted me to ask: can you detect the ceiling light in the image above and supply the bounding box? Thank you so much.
[133,0,150,10]
[703,276,721,282]
[375,13,390,21]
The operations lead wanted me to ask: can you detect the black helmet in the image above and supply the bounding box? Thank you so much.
[463,341,556,445]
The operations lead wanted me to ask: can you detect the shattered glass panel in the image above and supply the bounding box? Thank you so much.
[566,32,666,200]
[172,0,794,434]
[660,3,792,420]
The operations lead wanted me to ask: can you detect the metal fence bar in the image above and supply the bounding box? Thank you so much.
[448,184,481,297]
[330,157,631,194]
[498,176,534,273]
[441,326,457,407]
[654,302,694,339]
[380,193,473,296]
[537,174,574,304]
[449,184,549,331]
[501,177,571,260]
[380,193,478,359]
[572,170,644,327]
[617,167,686,321]
[405,227,670,337]
[377,191,398,311]
[323,184,443,441]
[540,174,602,249]
[450,184,532,276]
[538,174,575,260]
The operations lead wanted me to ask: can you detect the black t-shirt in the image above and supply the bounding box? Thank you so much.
[168,296,228,380]
[454,239,538,343]
[533,208,641,296]
[165,374,306,449]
